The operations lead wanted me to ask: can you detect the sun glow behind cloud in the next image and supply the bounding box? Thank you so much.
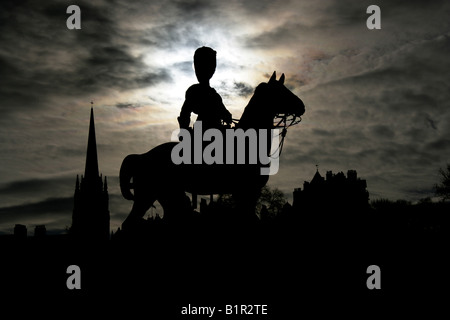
[138,25,268,126]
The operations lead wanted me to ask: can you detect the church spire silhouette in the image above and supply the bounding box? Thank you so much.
[71,104,110,240]
[84,105,100,183]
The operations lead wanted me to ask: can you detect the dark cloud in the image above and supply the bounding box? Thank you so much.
[0,0,173,118]
[287,31,450,201]
[173,61,194,74]
[0,197,72,233]
[369,124,395,139]
[142,23,200,49]
[425,116,438,130]
[75,44,172,91]
[115,102,143,109]
[233,81,253,97]
[425,138,450,152]
[244,22,312,49]
[311,129,334,137]
[0,176,77,196]
[234,0,275,15]
[0,197,72,217]
[172,0,219,20]
[0,178,71,196]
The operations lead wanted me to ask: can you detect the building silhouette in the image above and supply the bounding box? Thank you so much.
[70,106,110,240]
[34,225,46,238]
[293,167,369,213]
[14,224,27,239]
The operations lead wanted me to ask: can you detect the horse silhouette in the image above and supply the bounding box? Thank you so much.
[120,72,305,229]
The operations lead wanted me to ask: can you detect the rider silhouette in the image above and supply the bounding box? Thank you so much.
[178,47,232,131]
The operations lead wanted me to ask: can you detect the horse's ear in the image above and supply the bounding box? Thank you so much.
[269,71,276,83]
[279,73,285,85]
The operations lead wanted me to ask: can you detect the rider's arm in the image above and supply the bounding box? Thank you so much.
[178,87,195,129]
[217,95,232,124]
[178,99,192,129]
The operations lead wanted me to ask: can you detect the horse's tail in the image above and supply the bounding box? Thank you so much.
[120,154,138,200]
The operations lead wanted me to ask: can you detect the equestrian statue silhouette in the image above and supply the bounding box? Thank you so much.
[120,71,305,230]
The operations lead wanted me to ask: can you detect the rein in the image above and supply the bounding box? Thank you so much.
[270,114,302,158]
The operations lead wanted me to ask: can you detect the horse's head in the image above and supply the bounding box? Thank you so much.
[240,71,305,129]
[264,71,305,118]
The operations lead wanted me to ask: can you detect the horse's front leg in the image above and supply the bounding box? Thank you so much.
[122,194,156,231]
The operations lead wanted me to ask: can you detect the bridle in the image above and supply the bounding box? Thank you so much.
[229,113,302,158]
[270,113,302,158]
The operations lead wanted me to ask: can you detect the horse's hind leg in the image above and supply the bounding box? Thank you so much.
[158,190,192,223]
[122,195,156,231]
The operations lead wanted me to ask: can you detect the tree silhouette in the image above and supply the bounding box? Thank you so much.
[434,163,450,201]
[256,185,287,218]
[216,185,287,219]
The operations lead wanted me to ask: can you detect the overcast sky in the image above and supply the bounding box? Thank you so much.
[1,0,449,234]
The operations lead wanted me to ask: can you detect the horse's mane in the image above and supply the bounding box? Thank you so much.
[236,82,271,130]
